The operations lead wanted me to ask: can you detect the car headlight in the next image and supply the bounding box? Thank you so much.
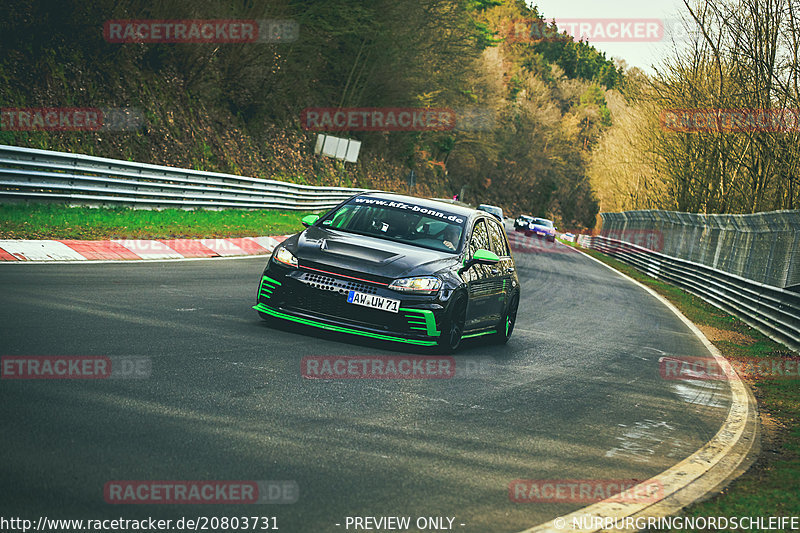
[388,276,442,294]
[273,247,298,267]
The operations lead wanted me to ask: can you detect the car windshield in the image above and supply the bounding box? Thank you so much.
[533,218,554,227]
[318,196,466,253]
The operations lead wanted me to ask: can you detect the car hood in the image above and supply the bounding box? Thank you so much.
[283,226,459,280]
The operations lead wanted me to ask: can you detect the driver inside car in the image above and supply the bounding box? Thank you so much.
[441,226,459,251]
[382,212,415,238]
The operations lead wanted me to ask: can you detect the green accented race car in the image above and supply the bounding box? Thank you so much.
[254,192,520,352]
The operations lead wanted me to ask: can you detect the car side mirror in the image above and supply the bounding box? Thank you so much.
[302,214,320,227]
[460,248,499,273]
[473,249,499,264]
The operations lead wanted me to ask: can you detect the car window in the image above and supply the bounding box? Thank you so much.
[318,196,466,253]
[479,205,502,217]
[463,219,491,280]
[487,218,510,257]
[469,219,490,256]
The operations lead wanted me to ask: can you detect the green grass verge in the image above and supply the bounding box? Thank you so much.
[569,241,800,527]
[0,203,313,239]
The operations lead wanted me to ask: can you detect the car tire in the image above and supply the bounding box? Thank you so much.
[437,293,467,353]
[492,292,519,344]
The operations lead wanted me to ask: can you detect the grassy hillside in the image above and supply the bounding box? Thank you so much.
[0,0,623,228]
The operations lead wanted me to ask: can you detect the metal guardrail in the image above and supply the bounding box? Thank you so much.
[0,144,366,210]
[577,233,800,353]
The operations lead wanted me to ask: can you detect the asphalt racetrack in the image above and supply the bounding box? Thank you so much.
[0,231,732,532]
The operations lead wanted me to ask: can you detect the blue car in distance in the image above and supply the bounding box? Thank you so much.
[526,217,556,242]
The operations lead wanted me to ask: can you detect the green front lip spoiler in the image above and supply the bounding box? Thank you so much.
[253,303,439,346]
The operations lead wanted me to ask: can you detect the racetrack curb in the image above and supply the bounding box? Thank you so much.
[519,242,760,533]
[0,235,289,262]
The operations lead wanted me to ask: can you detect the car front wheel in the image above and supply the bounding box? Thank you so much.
[438,293,467,353]
[492,292,519,344]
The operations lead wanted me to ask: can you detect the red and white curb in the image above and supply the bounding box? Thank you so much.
[0,236,289,262]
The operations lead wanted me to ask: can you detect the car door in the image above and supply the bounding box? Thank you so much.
[462,218,501,329]
[486,216,516,311]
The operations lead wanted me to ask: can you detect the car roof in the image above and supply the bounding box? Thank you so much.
[430,198,474,208]
[359,191,479,219]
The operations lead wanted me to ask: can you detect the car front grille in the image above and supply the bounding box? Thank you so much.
[287,283,399,331]
[261,271,438,337]
[296,271,379,295]
[297,261,391,286]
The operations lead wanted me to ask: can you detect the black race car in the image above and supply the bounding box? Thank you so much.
[514,214,534,231]
[254,192,520,352]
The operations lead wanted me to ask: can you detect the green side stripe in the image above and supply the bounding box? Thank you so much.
[262,275,282,286]
[253,303,438,346]
[462,329,496,339]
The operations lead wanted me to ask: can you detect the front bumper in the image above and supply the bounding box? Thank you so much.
[526,228,555,240]
[254,266,444,346]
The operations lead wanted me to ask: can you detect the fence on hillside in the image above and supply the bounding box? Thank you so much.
[599,210,800,290]
[576,209,800,353]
